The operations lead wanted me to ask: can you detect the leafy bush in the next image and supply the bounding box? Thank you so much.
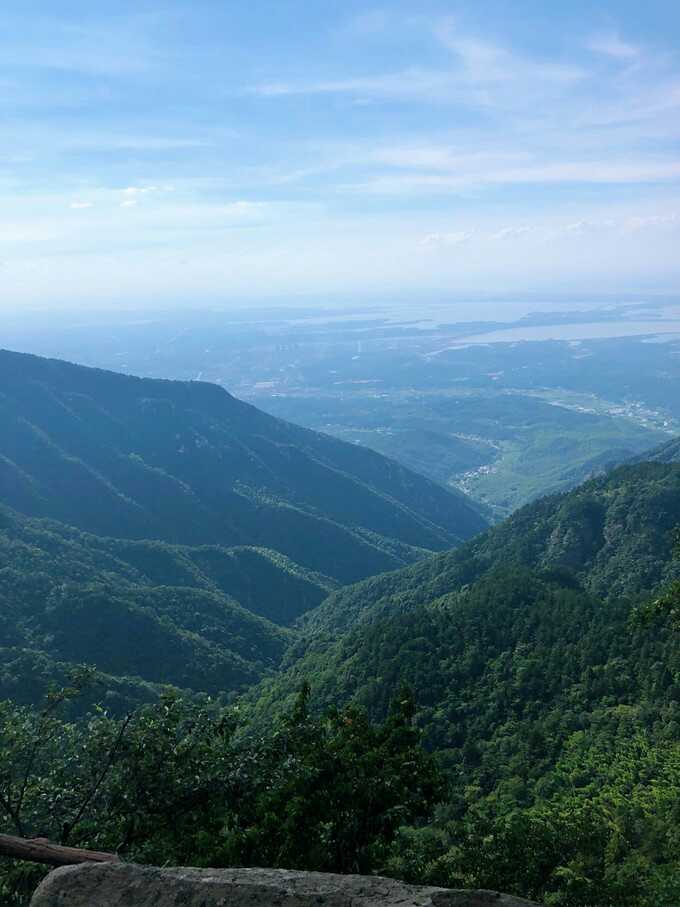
[0,681,442,904]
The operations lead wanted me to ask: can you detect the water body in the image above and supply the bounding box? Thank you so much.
[454,320,680,345]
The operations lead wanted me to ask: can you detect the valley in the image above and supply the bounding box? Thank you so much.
[3,299,679,517]
[4,3,680,904]
[0,345,679,906]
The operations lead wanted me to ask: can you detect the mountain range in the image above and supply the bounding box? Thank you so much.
[2,346,680,903]
[247,451,680,900]
[253,457,680,723]
[0,349,486,580]
[0,348,486,704]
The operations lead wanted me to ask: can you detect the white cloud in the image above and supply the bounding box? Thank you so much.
[587,32,641,60]
[497,160,680,185]
[252,68,457,104]
[122,185,162,196]
[118,185,174,206]
[2,194,679,306]
[436,24,585,87]
[368,146,531,171]
[624,213,679,230]
[564,221,590,233]
[224,201,268,214]
[420,231,472,248]
[1,9,678,306]
[574,78,680,129]
[491,226,532,240]
[346,158,680,195]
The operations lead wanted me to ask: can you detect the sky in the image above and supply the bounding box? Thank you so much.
[1,0,680,310]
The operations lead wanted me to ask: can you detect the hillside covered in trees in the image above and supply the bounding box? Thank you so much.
[1,348,680,906]
[0,348,488,707]
[634,436,680,464]
[0,349,486,584]
[250,459,680,905]
[0,501,345,708]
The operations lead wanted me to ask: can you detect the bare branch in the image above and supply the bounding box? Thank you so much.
[0,833,119,867]
[61,714,134,846]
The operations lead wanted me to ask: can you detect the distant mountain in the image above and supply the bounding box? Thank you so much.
[0,349,487,585]
[634,436,680,464]
[294,460,680,640]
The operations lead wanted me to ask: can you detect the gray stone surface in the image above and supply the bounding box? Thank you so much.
[30,863,542,907]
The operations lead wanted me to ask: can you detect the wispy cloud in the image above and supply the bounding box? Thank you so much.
[118,185,174,206]
[0,15,162,77]
[420,231,472,248]
[254,21,586,112]
[491,226,533,240]
[587,32,641,60]
[1,2,678,305]
[343,158,680,195]
[252,68,459,104]
[436,22,586,87]
[624,212,679,230]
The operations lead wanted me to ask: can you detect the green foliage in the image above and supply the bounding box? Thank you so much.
[0,349,486,586]
[299,461,680,641]
[633,530,680,631]
[0,686,442,904]
[227,685,444,874]
[634,438,680,465]
[385,731,680,906]
[250,465,680,906]
[0,505,297,706]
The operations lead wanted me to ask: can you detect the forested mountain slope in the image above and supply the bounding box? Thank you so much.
[248,457,680,901]
[0,349,487,584]
[252,459,680,766]
[300,461,680,637]
[635,436,680,463]
[0,503,322,706]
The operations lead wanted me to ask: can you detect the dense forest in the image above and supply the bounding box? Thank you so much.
[0,349,486,582]
[0,501,334,706]
[0,347,485,708]
[1,351,680,906]
[0,684,442,903]
[249,460,680,905]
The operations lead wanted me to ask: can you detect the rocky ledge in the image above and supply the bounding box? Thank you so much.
[30,863,542,907]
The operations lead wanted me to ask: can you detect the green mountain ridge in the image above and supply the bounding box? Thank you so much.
[0,349,487,586]
[0,503,310,706]
[633,436,680,464]
[246,453,680,901]
[0,347,487,707]
[292,459,680,641]
[2,339,680,902]
[250,457,680,740]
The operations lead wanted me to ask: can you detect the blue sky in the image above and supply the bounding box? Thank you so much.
[2,0,680,309]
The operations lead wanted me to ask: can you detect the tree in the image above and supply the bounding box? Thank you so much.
[0,682,443,903]
[221,684,445,874]
[634,529,680,630]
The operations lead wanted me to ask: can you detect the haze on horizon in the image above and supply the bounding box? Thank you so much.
[1,0,680,312]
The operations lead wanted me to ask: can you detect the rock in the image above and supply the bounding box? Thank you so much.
[30,863,542,907]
